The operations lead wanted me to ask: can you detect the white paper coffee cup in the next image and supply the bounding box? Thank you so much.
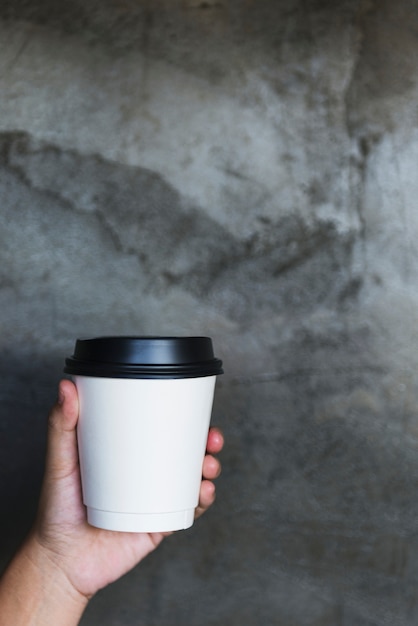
[64,336,223,533]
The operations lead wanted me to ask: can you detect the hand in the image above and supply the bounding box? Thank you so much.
[0,379,223,625]
[37,379,223,596]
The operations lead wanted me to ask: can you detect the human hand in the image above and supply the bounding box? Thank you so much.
[0,379,223,625]
[38,379,223,595]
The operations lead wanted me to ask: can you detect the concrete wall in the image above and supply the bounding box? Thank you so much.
[1,1,418,624]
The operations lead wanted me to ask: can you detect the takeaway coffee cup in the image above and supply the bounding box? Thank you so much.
[64,336,223,533]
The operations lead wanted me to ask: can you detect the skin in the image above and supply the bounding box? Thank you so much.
[0,379,224,626]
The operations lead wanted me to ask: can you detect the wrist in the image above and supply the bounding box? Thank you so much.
[0,533,88,626]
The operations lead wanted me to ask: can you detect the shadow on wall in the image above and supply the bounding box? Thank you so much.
[0,352,64,555]
[0,131,360,328]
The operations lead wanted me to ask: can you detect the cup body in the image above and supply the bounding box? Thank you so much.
[75,375,216,532]
[64,336,223,533]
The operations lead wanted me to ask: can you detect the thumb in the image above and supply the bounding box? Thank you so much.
[45,379,80,480]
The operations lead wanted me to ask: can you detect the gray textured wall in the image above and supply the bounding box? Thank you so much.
[1,1,418,624]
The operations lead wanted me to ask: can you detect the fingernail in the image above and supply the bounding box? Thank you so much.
[58,387,65,405]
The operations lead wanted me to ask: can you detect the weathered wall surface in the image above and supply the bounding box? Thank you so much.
[1,1,418,624]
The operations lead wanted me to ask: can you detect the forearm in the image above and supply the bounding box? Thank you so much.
[0,535,88,626]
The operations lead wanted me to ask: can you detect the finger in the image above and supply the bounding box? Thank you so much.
[206,427,224,454]
[45,379,80,480]
[195,480,216,519]
[202,454,221,480]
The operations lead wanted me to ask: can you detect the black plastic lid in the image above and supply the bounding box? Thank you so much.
[64,336,223,379]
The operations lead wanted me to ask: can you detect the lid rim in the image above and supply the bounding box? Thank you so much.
[63,336,223,379]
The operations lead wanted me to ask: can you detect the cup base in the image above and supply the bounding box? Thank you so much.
[86,507,195,533]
